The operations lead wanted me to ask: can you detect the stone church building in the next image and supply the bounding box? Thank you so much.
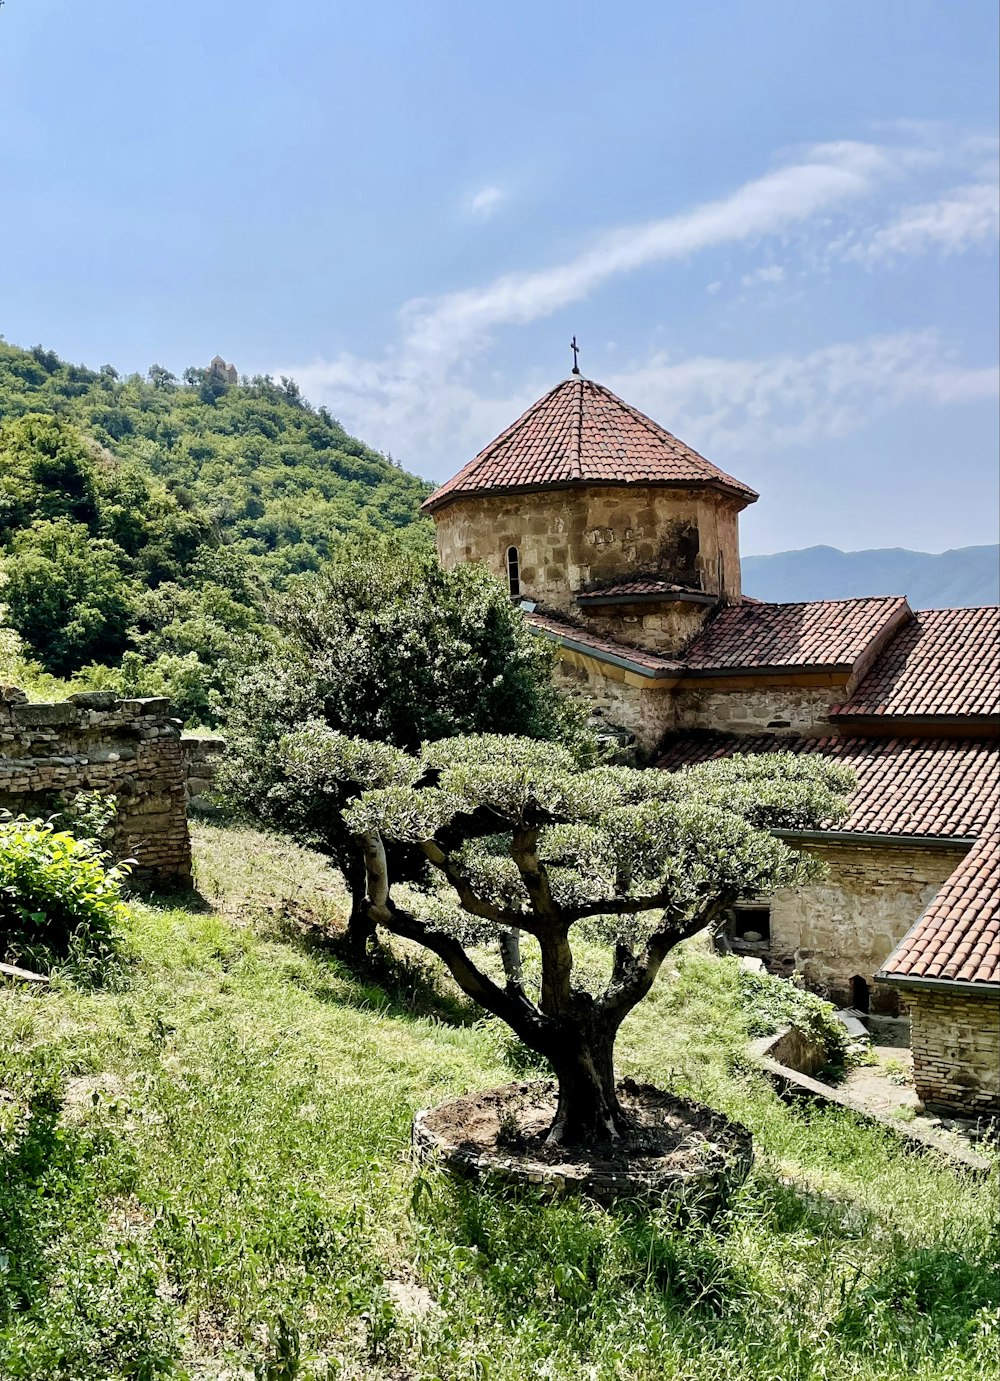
[423,372,999,1117]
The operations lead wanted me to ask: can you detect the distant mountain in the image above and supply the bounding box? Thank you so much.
[741,545,1000,610]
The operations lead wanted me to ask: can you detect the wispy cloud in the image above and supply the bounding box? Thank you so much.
[603,332,999,456]
[280,130,997,478]
[468,185,505,219]
[741,264,785,287]
[838,181,1000,263]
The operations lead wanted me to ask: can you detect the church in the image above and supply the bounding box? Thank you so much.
[422,367,1000,1118]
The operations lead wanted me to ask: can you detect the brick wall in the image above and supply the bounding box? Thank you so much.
[905,987,1000,1115]
[0,687,191,885]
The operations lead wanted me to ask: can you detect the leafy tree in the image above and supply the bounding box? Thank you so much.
[218,542,593,949]
[1,520,135,675]
[285,733,853,1146]
[0,413,99,533]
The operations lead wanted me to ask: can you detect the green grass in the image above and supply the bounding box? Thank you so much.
[1,822,997,1380]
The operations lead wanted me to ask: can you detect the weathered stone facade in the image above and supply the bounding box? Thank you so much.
[674,678,846,736]
[767,842,968,1014]
[0,689,191,885]
[434,484,743,638]
[905,987,1000,1115]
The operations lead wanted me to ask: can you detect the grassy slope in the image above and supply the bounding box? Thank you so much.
[1,824,996,1381]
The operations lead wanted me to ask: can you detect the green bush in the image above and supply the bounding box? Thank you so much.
[737,965,849,1064]
[0,818,129,975]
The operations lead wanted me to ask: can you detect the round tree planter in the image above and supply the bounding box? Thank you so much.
[413,1078,753,1213]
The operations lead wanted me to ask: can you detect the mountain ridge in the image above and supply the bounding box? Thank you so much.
[742,544,999,610]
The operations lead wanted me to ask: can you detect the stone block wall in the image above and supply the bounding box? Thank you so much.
[906,987,1000,1115]
[767,841,968,1014]
[433,485,744,631]
[674,681,845,736]
[0,688,191,885]
[181,734,226,813]
[551,653,677,757]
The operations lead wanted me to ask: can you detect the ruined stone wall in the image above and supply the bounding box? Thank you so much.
[767,842,968,1014]
[674,682,846,736]
[181,734,225,814]
[905,987,1000,1115]
[0,689,191,885]
[433,485,744,627]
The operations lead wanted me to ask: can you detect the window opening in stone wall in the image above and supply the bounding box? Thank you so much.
[850,975,870,1014]
[733,904,771,943]
[506,546,521,598]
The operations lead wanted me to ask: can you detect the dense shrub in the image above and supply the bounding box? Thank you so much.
[0,818,129,975]
[737,965,848,1064]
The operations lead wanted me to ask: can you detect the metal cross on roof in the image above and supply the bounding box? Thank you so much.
[570,335,581,375]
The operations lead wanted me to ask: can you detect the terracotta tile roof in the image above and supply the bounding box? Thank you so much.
[576,578,711,604]
[656,732,999,839]
[878,829,999,986]
[525,611,682,676]
[831,606,1000,721]
[422,376,758,512]
[680,597,910,672]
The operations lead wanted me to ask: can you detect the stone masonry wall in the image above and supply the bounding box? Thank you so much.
[767,841,968,1014]
[552,653,677,757]
[674,682,846,736]
[434,485,744,638]
[0,688,191,885]
[906,988,1000,1115]
[181,734,226,813]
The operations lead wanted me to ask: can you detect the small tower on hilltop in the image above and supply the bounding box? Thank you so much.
[421,366,758,656]
[208,354,238,386]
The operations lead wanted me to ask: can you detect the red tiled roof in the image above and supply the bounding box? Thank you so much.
[680,597,910,672]
[656,732,999,839]
[576,578,711,603]
[878,829,999,986]
[422,376,758,512]
[525,611,681,676]
[832,606,1000,721]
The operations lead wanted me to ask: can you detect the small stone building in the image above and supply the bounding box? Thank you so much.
[424,370,1000,1113]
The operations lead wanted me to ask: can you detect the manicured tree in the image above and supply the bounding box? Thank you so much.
[217,542,592,953]
[280,731,854,1146]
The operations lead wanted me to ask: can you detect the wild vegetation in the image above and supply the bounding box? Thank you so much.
[0,822,995,1380]
[0,338,431,715]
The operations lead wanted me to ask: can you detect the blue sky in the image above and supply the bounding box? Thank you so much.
[2,0,998,555]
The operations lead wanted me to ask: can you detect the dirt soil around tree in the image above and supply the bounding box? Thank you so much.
[415,1077,754,1209]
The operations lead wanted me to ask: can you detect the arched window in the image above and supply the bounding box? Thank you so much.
[506,546,521,599]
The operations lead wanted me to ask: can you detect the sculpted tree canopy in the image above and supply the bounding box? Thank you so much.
[280,731,855,1147]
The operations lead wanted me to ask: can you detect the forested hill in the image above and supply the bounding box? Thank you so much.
[0,339,432,576]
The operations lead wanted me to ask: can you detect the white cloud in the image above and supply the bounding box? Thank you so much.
[468,185,505,219]
[705,280,722,294]
[741,264,785,287]
[840,181,1000,263]
[603,332,999,456]
[278,130,997,478]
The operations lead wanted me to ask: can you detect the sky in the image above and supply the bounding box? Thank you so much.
[1,0,998,555]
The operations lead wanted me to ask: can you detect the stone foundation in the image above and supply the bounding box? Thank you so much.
[0,688,191,885]
[905,987,1000,1116]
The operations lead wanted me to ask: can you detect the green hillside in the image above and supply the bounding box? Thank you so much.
[0,339,432,573]
[0,338,433,706]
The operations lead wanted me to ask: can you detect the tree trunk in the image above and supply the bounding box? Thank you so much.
[345,855,376,963]
[545,1021,624,1146]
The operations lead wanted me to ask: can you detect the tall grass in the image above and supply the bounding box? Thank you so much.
[0,821,995,1379]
